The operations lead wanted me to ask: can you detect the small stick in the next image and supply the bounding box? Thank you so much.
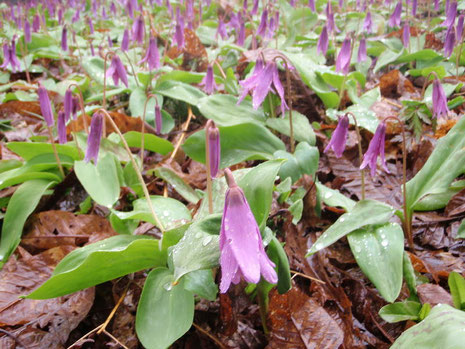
[290,269,326,284]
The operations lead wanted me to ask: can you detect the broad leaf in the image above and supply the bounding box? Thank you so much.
[448,272,465,310]
[379,301,421,323]
[155,80,206,105]
[124,131,174,155]
[266,111,316,145]
[348,223,404,302]
[136,268,194,349]
[183,269,218,301]
[152,167,200,204]
[27,235,165,299]
[0,179,56,267]
[306,200,395,255]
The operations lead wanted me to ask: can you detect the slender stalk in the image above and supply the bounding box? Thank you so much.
[18,38,31,84]
[384,116,414,252]
[46,125,65,178]
[256,281,269,335]
[68,82,89,134]
[213,59,227,79]
[120,50,140,88]
[205,120,214,214]
[420,71,439,100]
[345,112,365,200]
[102,51,113,111]
[140,93,159,165]
[98,108,165,233]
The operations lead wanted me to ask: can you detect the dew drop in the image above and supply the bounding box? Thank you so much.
[195,232,202,238]
[163,282,172,291]
[314,243,323,250]
[202,235,212,246]
[354,245,362,253]
[163,210,170,216]
[340,217,345,222]
[381,240,388,247]
[324,192,333,199]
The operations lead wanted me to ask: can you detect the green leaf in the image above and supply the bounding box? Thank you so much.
[27,235,166,299]
[155,80,206,105]
[182,123,285,169]
[267,236,291,294]
[294,142,319,177]
[457,219,465,239]
[171,214,221,281]
[183,269,218,301]
[391,304,465,348]
[0,179,56,267]
[379,301,421,323]
[136,268,194,349]
[403,251,418,297]
[374,48,404,73]
[448,271,465,310]
[239,160,283,228]
[197,94,266,126]
[316,182,356,212]
[113,196,192,230]
[7,142,81,161]
[406,117,465,218]
[348,223,404,302]
[157,70,204,84]
[124,131,174,155]
[306,200,395,255]
[74,154,120,208]
[266,111,316,145]
[396,49,442,64]
[153,167,200,204]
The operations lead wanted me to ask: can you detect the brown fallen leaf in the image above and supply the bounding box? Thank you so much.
[0,246,94,348]
[417,283,454,307]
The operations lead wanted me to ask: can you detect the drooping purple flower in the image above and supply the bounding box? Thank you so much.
[121,28,129,51]
[132,15,145,45]
[139,36,160,70]
[457,15,464,41]
[237,18,245,46]
[175,20,185,49]
[37,83,54,127]
[206,120,220,178]
[102,7,108,20]
[360,122,389,177]
[72,96,79,119]
[57,111,67,144]
[88,18,94,34]
[402,22,410,47]
[0,43,10,70]
[432,78,450,118]
[308,0,316,11]
[219,169,278,293]
[434,0,440,11]
[339,0,344,8]
[317,25,329,56]
[324,114,349,158]
[443,1,457,27]
[155,104,162,135]
[217,18,228,40]
[1,40,20,72]
[326,2,339,33]
[257,9,268,37]
[72,9,80,23]
[251,0,259,15]
[107,36,113,48]
[24,19,31,43]
[110,2,117,16]
[32,14,40,32]
[90,42,95,56]
[363,11,373,33]
[106,55,129,87]
[200,65,218,95]
[444,26,456,57]
[126,0,135,18]
[85,112,104,164]
[61,25,68,51]
[358,37,367,63]
[412,0,417,16]
[388,1,402,28]
[336,37,351,74]
[64,88,73,121]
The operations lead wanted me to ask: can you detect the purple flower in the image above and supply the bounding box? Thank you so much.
[457,15,464,41]
[412,0,417,16]
[61,25,68,51]
[363,11,373,33]
[139,36,160,70]
[38,83,54,127]
[237,19,245,46]
[72,96,79,119]
[358,37,367,63]
[88,18,94,34]
[33,14,40,32]
[308,0,316,11]
[219,169,278,293]
[257,9,268,37]
[432,78,450,118]
[64,88,73,121]
[90,42,95,56]
[24,19,31,43]
[443,1,457,27]
[444,25,456,57]
[121,28,130,51]
[217,19,228,40]
[85,112,104,164]
[57,111,67,144]
[206,120,220,178]
[324,114,349,158]
[336,37,351,74]
[110,2,117,16]
[106,55,129,87]
[251,0,259,15]
[132,15,145,45]
[1,43,10,70]
[388,1,402,28]
[175,23,185,49]
[434,0,440,11]
[326,2,339,33]
[107,36,113,48]
[155,104,162,135]
[317,25,329,56]
[402,22,410,47]
[1,40,20,73]
[360,122,389,177]
[200,65,218,94]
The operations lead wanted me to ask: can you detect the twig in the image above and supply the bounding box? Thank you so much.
[102,329,130,349]
[290,269,326,284]
[192,323,227,349]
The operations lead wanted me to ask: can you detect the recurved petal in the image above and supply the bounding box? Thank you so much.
[259,246,278,284]
[220,240,239,293]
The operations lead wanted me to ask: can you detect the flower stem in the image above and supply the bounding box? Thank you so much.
[46,125,65,178]
[141,93,159,166]
[18,38,31,85]
[98,108,165,233]
[256,281,270,335]
[205,120,214,214]
[383,116,414,252]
